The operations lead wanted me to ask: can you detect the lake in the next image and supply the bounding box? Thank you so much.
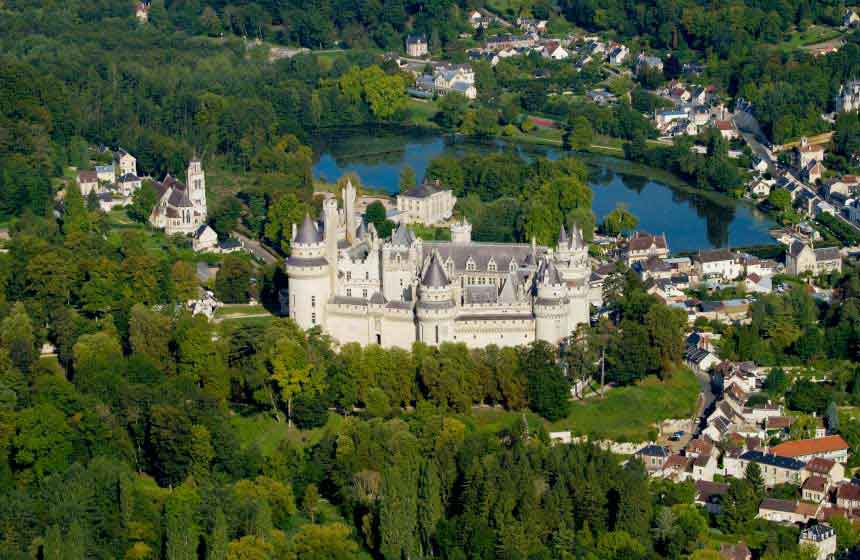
[311,128,776,252]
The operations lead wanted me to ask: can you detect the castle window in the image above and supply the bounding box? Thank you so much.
[346,289,352,297]
[346,271,352,281]
[365,271,369,280]
[488,260,497,272]
[311,313,316,325]
[363,289,368,298]
[311,296,316,308]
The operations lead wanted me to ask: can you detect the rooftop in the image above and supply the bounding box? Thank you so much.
[740,450,805,471]
[771,435,849,458]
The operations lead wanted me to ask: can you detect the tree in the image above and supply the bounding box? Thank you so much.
[302,483,320,523]
[566,116,594,151]
[190,425,214,481]
[129,304,173,372]
[287,523,359,560]
[73,331,124,401]
[768,189,791,213]
[268,334,321,425]
[215,255,252,304]
[399,165,416,193]
[209,509,229,560]
[601,204,638,236]
[128,182,158,223]
[171,261,199,301]
[522,342,571,421]
[147,404,194,486]
[827,400,839,433]
[436,93,468,129]
[11,404,73,481]
[265,193,310,254]
[745,461,765,499]
[0,302,37,373]
[165,481,201,560]
[764,368,789,397]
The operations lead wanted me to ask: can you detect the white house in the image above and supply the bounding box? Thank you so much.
[405,34,428,57]
[542,41,569,60]
[693,249,742,281]
[192,225,219,253]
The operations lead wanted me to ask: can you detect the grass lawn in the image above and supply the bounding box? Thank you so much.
[215,303,268,316]
[776,25,842,50]
[405,98,440,127]
[550,369,701,442]
[230,410,344,455]
[218,315,277,328]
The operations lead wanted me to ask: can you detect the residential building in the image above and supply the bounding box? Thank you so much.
[802,475,830,504]
[115,148,137,177]
[785,241,843,276]
[117,173,142,197]
[607,44,629,65]
[695,480,728,514]
[135,2,149,23]
[96,164,115,183]
[635,53,663,74]
[838,79,860,113]
[149,158,208,236]
[798,524,836,560]
[624,232,669,264]
[805,457,845,482]
[771,435,850,463]
[405,34,428,57]
[542,41,569,60]
[693,249,742,281]
[737,451,806,487]
[715,120,738,140]
[77,170,99,197]
[393,180,456,226]
[417,64,477,99]
[758,498,819,524]
[797,137,825,169]
[192,225,219,253]
[286,182,592,349]
[837,483,860,511]
[635,445,671,472]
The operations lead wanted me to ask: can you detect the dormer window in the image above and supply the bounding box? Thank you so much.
[466,257,476,271]
[487,258,497,272]
[509,259,517,272]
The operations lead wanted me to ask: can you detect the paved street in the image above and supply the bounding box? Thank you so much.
[233,231,279,266]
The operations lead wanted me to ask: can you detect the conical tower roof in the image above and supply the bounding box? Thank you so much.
[294,213,322,244]
[558,223,568,245]
[421,252,449,288]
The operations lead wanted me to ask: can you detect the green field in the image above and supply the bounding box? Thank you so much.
[550,369,700,442]
[776,25,842,51]
[405,98,440,127]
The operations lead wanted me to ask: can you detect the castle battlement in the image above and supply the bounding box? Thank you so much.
[286,186,592,349]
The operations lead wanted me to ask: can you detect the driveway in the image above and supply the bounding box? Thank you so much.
[233,231,280,266]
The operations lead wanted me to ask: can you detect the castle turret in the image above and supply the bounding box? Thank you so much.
[534,259,569,344]
[416,252,456,345]
[451,218,472,244]
[285,214,331,330]
[342,179,357,243]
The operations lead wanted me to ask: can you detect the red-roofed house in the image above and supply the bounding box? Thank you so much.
[771,435,849,463]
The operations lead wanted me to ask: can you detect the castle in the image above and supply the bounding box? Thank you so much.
[285,180,591,349]
[149,158,207,235]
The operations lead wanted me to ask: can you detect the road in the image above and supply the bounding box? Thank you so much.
[233,231,280,266]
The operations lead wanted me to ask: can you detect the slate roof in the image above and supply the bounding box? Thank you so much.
[814,246,841,261]
[118,173,140,182]
[694,480,728,501]
[696,248,736,263]
[402,181,444,198]
[294,214,323,244]
[627,232,667,251]
[421,252,450,287]
[637,444,670,458]
[424,241,547,274]
[740,450,805,471]
[168,186,193,208]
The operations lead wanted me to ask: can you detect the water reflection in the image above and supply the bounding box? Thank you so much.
[311,129,776,252]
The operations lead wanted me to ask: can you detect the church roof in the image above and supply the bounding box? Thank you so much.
[295,214,323,244]
[421,252,449,287]
[168,186,193,208]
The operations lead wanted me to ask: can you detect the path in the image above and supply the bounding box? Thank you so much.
[233,231,280,266]
[214,312,273,323]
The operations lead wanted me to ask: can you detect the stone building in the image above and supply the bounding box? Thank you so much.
[405,34,428,57]
[285,180,591,349]
[149,158,208,236]
[393,180,456,226]
[785,241,842,276]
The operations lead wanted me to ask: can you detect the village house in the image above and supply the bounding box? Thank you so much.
[785,241,843,276]
[799,524,837,560]
[797,137,825,168]
[405,34,428,57]
[845,9,860,28]
[805,457,845,482]
[117,173,142,197]
[801,476,830,504]
[635,53,663,74]
[542,41,569,60]
[392,180,456,226]
[838,79,860,113]
[115,148,137,177]
[96,164,115,183]
[635,444,671,472]
[623,232,669,264]
[77,170,99,197]
[468,10,489,29]
[737,451,806,487]
[695,480,728,514]
[757,498,819,524]
[192,225,219,253]
[417,64,477,100]
[693,249,742,281]
[837,484,860,513]
[135,2,149,23]
[607,44,629,65]
[771,435,850,464]
[714,120,738,140]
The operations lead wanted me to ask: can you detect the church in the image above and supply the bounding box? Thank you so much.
[149,158,208,235]
[286,180,591,349]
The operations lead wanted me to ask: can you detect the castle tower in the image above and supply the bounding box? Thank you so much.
[416,252,456,346]
[187,157,206,220]
[322,198,339,293]
[450,218,472,244]
[534,259,569,344]
[342,179,357,243]
[285,214,331,330]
